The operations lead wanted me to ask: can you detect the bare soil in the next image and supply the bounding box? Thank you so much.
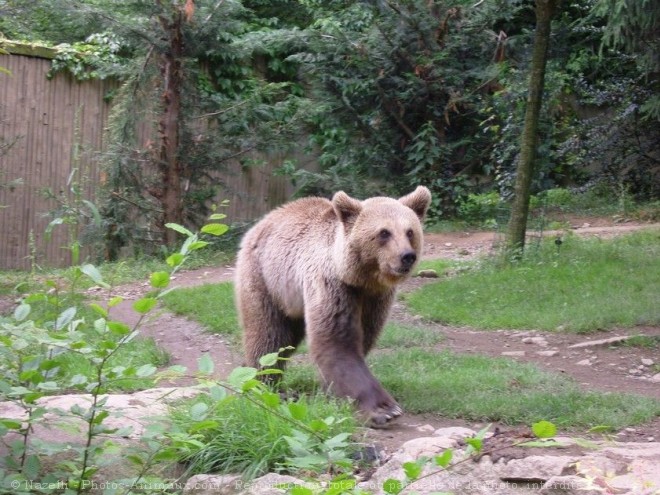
[4,217,659,455]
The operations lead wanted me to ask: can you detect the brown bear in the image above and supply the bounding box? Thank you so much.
[234,186,431,426]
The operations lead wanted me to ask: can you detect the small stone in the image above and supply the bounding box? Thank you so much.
[458,248,470,256]
[501,351,526,357]
[638,364,645,370]
[536,350,559,357]
[641,358,654,366]
[522,336,548,346]
[648,437,655,442]
[576,359,592,366]
[416,269,439,278]
[444,242,453,247]
[650,373,660,383]
[628,368,642,375]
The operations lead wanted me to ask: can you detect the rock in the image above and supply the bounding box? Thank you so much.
[433,427,476,440]
[416,269,439,278]
[501,351,526,357]
[540,475,602,494]
[184,474,243,495]
[499,455,577,483]
[536,350,559,357]
[416,424,436,433]
[651,373,660,383]
[576,359,592,366]
[522,337,549,346]
[641,358,654,366]
[628,368,642,376]
[240,474,310,495]
[399,436,457,458]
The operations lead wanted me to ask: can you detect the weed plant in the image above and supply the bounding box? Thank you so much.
[405,230,660,332]
[171,392,356,480]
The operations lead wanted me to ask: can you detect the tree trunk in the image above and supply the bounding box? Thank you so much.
[505,0,558,256]
[157,6,185,247]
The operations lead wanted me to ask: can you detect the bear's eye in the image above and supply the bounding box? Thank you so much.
[406,229,414,240]
[378,229,391,241]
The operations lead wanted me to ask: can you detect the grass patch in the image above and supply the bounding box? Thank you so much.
[405,230,660,332]
[161,282,238,337]
[619,335,660,349]
[171,392,356,480]
[371,349,660,429]
[58,336,170,392]
[377,323,444,349]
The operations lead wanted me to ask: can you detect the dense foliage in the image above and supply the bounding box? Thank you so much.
[1,0,657,253]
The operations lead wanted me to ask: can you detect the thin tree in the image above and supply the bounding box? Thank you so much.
[505,0,560,256]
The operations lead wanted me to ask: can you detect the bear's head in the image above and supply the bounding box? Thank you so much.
[332,186,432,290]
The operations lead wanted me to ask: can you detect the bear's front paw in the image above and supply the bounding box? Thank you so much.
[367,403,403,429]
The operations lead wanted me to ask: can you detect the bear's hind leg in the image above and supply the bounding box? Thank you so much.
[238,286,305,371]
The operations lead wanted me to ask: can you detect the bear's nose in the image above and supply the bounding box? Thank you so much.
[400,251,417,268]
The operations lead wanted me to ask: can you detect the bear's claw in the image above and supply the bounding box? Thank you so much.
[368,404,403,428]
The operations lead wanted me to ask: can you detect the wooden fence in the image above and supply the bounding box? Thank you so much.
[0,42,301,269]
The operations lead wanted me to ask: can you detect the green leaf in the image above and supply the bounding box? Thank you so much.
[108,296,123,307]
[189,419,220,433]
[258,352,281,367]
[190,402,209,421]
[23,454,41,480]
[465,438,483,453]
[228,367,257,389]
[290,487,314,495]
[201,223,229,236]
[13,303,31,322]
[80,264,109,288]
[382,478,403,495]
[150,271,170,288]
[107,321,131,336]
[261,391,281,408]
[209,385,227,401]
[166,223,193,237]
[0,419,22,430]
[288,402,308,421]
[166,253,185,268]
[532,420,557,439]
[89,303,108,318]
[324,432,351,449]
[188,241,210,251]
[403,460,424,480]
[55,307,77,330]
[136,364,157,377]
[82,200,102,227]
[197,353,215,375]
[133,297,157,314]
[435,449,453,468]
[208,213,227,220]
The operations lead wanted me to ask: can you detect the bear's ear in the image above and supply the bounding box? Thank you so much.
[332,191,363,227]
[399,186,432,221]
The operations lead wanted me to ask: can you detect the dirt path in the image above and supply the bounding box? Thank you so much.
[100,220,659,449]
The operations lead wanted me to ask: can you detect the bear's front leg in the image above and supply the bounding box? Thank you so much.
[305,290,402,427]
[314,346,403,427]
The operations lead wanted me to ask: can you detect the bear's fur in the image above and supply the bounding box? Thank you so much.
[235,186,431,426]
